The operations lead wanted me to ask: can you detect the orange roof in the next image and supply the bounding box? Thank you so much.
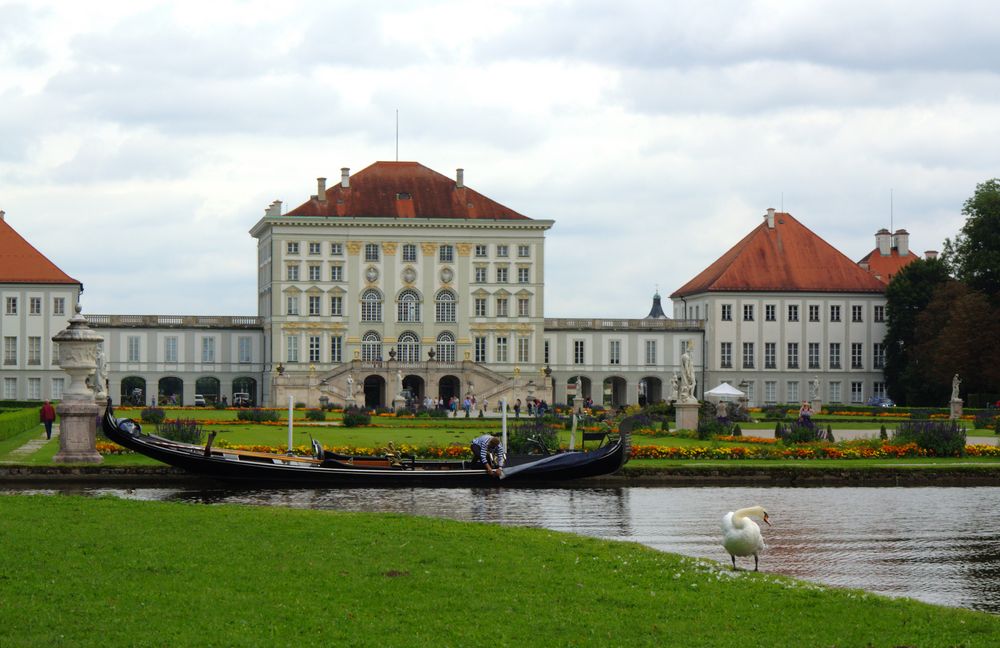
[0,217,81,286]
[671,212,886,297]
[857,247,920,284]
[285,161,531,220]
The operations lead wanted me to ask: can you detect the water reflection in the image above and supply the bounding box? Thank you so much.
[5,485,998,614]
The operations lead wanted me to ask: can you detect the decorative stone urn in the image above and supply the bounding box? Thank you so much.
[52,305,104,463]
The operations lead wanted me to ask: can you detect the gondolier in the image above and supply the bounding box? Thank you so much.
[470,434,506,477]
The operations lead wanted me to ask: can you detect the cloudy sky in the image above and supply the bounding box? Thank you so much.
[2,0,998,318]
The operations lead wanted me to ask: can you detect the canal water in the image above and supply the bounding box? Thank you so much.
[6,485,998,614]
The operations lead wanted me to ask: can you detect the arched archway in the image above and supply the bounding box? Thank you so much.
[120,376,146,406]
[158,377,183,406]
[232,377,257,407]
[403,375,424,405]
[566,376,593,403]
[195,377,220,404]
[603,376,627,409]
[363,375,386,409]
[438,375,460,403]
[639,376,663,406]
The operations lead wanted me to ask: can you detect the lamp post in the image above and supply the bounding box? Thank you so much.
[52,304,104,463]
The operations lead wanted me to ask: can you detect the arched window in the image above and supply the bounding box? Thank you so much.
[397,331,421,363]
[361,289,382,322]
[436,331,456,363]
[435,289,456,323]
[361,331,382,362]
[397,289,421,323]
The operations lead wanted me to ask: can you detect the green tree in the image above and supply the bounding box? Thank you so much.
[943,178,1000,299]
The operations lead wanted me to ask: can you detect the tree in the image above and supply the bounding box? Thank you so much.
[943,178,1000,300]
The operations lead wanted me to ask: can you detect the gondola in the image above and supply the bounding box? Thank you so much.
[101,403,630,486]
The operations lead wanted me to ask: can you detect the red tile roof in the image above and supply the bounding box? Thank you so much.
[857,247,920,284]
[671,212,886,297]
[0,217,81,286]
[284,161,531,220]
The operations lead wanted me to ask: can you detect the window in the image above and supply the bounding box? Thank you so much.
[517,297,529,317]
[127,336,140,362]
[397,290,421,323]
[308,295,321,316]
[474,244,487,258]
[361,289,382,322]
[764,342,776,369]
[308,265,321,282]
[873,343,886,369]
[573,340,585,365]
[396,332,420,363]
[721,304,732,321]
[201,337,216,363]
[29,297,41,315]
[309,336,321,363]
[439,245,454,262]
[308,242,321,255]
[286,296,299,315]
[474,336,487,362]
[496,266,508,283]
[362,332,381,361]
[165,336,178,363]
[850,381,864,403]
[787,381,799,403]
[402,244,417,262]
[829,343,841,369]
[852,305,863,322]
[517,337,530,363]
[787,342,799,369]
[330,295,343,316]
[287,242,299,254]
[496,245,508,257]
[873,381,887,399]
[364,243,380,262]
[324,265,340,282]
[720,342,732,368]
[765,304,775,321]
[330,242,343,256]
[27,337,41,365]
[330,336,343,363]
[28,376,41,398]
[829,381,842,403]
[788,305,799,322]
[287,265,299,281]
[436,332,456,363]
[3,377,16,399]
[765,381,777,404]
[645,340,657,365]
[286,335,299,363]
[474,267,487,283]
[743,304,754,321]
[53,298,65,316]
[808,305,820,322]
[851,343,863,369]
[496,297,509,317]
[3,336,16,365]
[496,336,508,362]
[807,342,820,369]
[474,298,487,317]
[51,378,64,401]
[518,244,530,258]
[830,305,841,322]
[742,342,755,368]
[238,336,252,363]
[436,290,456,322]
[51,342,59,364]
[517,267,530,284]
[544,340,550,364]
[609,340,621,365]
[874,305,885,323]
[5,297,16,315]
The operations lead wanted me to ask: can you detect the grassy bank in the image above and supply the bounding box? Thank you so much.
[0,495,997,647]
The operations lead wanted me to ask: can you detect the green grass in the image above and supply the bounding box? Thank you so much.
[625,457,1000,470]
[0,495,996,647]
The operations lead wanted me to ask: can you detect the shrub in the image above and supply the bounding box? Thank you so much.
[893,420,966,457]
[508,418,559,454]
[776,421,826,444]
[294,402,306,409]
[159,418,204,444]
[880,424,888,440]
[974,411,998,430]
[213,401,226,410]
[140,407,166,425]
[342,407,371,427]
[426,408,448,419]
[731,424,742,437]
[0,408,38,442]
[236,408,279,423]
[696,418,729,440]
[825,424,835,443]
[304,409,326,422]
[762,405,787,420]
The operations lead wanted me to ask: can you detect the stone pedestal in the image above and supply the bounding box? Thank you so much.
[573,394,584,413]
[811,398,822,415]
[53,400,102,463]
[950,398,963,420]
[51,305,104,464]
[675,401,699,432]
[392,396,405,411]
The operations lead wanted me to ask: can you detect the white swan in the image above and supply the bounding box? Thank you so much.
[722,505,771,571]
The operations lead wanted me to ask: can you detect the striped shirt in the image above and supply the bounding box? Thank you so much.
[471,434,506,467]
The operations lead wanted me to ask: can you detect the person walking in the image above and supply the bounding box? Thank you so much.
[40,400,56,440]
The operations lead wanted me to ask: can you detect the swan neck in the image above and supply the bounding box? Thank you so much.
[734,506,763,521]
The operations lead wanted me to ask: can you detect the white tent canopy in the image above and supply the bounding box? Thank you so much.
[704,382,746,400]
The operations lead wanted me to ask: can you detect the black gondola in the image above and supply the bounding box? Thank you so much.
[101,404,630,486]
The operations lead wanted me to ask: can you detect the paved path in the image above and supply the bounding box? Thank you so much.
[746,426,998,446]
[2,425,60,462]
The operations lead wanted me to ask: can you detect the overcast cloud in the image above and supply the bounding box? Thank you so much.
[1,0,998,317]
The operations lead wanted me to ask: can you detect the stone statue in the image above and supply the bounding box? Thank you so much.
[809,376,819,401]
[346,374,355,398]
[951,374,961,401]
[679,340,697,404]
[669,373,679,402]
[396,369,404,397]
[93,346,108,398]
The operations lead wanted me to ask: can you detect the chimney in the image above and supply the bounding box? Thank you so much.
[765,207,775,229]
[0,209,5,221]
[456,168,464,189]
[925,250,939,261]
[876,228,892,256]
[893,229,909,257]
[340,167,350,189]
[265,200,283,217]
[317,177,327,201]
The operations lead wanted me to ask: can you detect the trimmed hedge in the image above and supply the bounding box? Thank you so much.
[0,408,40,442]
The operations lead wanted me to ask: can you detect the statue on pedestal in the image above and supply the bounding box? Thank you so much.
[809,376,819,401]
[678,340,697,404]
[951,374,961,401]
[669,373,679,402]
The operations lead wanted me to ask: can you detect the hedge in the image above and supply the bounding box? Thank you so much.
[0,408,41,442]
